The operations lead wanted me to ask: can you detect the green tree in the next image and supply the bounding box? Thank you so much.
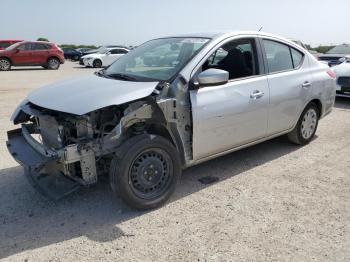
[37,37,49,42]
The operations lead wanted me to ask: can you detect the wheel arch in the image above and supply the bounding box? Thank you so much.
[0,56,12,64]
[47,56,62,64]
[126,122,186,166]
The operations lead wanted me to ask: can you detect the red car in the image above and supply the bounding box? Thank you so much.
[0,40,23,50]
[0,41,64,71]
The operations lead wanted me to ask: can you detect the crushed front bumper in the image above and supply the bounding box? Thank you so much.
[6,126,97,200]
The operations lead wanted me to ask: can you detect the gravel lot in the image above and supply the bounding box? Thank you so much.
[0,62,349,262]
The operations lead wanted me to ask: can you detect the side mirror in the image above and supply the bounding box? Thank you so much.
[194,69,229,87]
[14,49,20,53]
[106,52,111,55]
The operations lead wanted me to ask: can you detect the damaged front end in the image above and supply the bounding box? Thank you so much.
[7,82,191,200]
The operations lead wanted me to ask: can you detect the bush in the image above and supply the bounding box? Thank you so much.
[58,44,98,49]
[37,37,49,42]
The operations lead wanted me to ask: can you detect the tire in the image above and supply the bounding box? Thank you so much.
[109,134,182,210]
[93,59,102,68]
[0,58,11,71]
[47,57,60,70]
[287,102,319,145]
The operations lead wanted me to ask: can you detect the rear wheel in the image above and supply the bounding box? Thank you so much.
[0,58,11,71]
[288,103,319,145]
[109,135,181,210]
[93,59,102,68]
[47,57,60,70]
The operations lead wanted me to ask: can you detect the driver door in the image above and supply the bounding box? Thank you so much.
[11,43,34,65]
[190,37,270,160]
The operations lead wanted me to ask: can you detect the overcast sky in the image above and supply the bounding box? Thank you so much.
[1,0,349,47]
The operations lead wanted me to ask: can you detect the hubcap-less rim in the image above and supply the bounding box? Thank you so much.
[49,59,59,69]
[129,148,173,200]
[0,60,10,70]
[301,108,317,139]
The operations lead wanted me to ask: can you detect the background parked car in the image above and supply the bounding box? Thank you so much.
[333,55,350,96]
[0,41,64,71]
[0,40,23,50]
[318,44,350,67]
[81,47,129,68]
[62,48,82,61]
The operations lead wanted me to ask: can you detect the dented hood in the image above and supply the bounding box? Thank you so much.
[27,74,159,115]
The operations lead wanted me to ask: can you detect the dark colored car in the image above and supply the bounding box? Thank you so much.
[0,41,64,71]
[0,40,23,50]
[62,48,82,61]
[318,44,350,67]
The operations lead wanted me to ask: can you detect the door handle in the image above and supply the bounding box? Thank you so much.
[250,90,264,99]
[302,81,311,88]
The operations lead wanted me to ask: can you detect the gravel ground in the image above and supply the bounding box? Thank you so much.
[0,62,349,262]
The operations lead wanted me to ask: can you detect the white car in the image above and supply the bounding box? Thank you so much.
[333,56,350,96]
[82,47,129,68]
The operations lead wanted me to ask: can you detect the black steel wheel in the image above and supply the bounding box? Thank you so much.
[110,134,181,210]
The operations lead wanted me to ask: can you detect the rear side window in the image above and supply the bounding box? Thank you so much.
[263,39,305,73]
[263,40,293,73]
[33,43,49,50]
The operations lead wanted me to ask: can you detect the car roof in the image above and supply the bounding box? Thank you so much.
[159,30,292,42]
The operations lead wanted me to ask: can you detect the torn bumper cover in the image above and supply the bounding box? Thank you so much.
[6,125,97,200]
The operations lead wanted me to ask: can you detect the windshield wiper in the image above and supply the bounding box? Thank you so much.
[105,73,137,81]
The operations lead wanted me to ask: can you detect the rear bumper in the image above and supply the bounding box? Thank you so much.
[6,126,90,199]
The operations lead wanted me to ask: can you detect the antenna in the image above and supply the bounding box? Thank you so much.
[258,26,263,32]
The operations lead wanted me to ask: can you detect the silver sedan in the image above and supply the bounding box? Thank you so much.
[7,31,336,209]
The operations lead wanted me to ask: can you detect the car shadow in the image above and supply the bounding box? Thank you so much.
[335,96,350,109]
[0,136,302,259]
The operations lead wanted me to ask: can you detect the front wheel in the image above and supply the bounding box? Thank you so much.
[288,103,319,145]
[0,58,11,71]
[109,135,182,210]
[93,59,102,68]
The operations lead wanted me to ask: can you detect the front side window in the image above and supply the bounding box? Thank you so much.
[263,40,294,73]
[16,43,32,51]
[104,37,209,81]
[110,49,126,54]
[202,38,259,80]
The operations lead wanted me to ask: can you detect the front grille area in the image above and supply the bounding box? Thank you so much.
[338,77,350,88]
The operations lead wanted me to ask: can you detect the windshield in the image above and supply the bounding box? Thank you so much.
[327,44,350,55]
[104,37,210,81]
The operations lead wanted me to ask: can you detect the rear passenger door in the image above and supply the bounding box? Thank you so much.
[261,38,311,135]
[31,43,49,64]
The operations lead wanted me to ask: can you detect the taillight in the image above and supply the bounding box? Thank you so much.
[326,69,336,79]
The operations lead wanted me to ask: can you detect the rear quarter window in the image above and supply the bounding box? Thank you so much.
[291,48,304,68]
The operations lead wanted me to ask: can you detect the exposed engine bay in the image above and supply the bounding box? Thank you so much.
[7,78,193,198]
